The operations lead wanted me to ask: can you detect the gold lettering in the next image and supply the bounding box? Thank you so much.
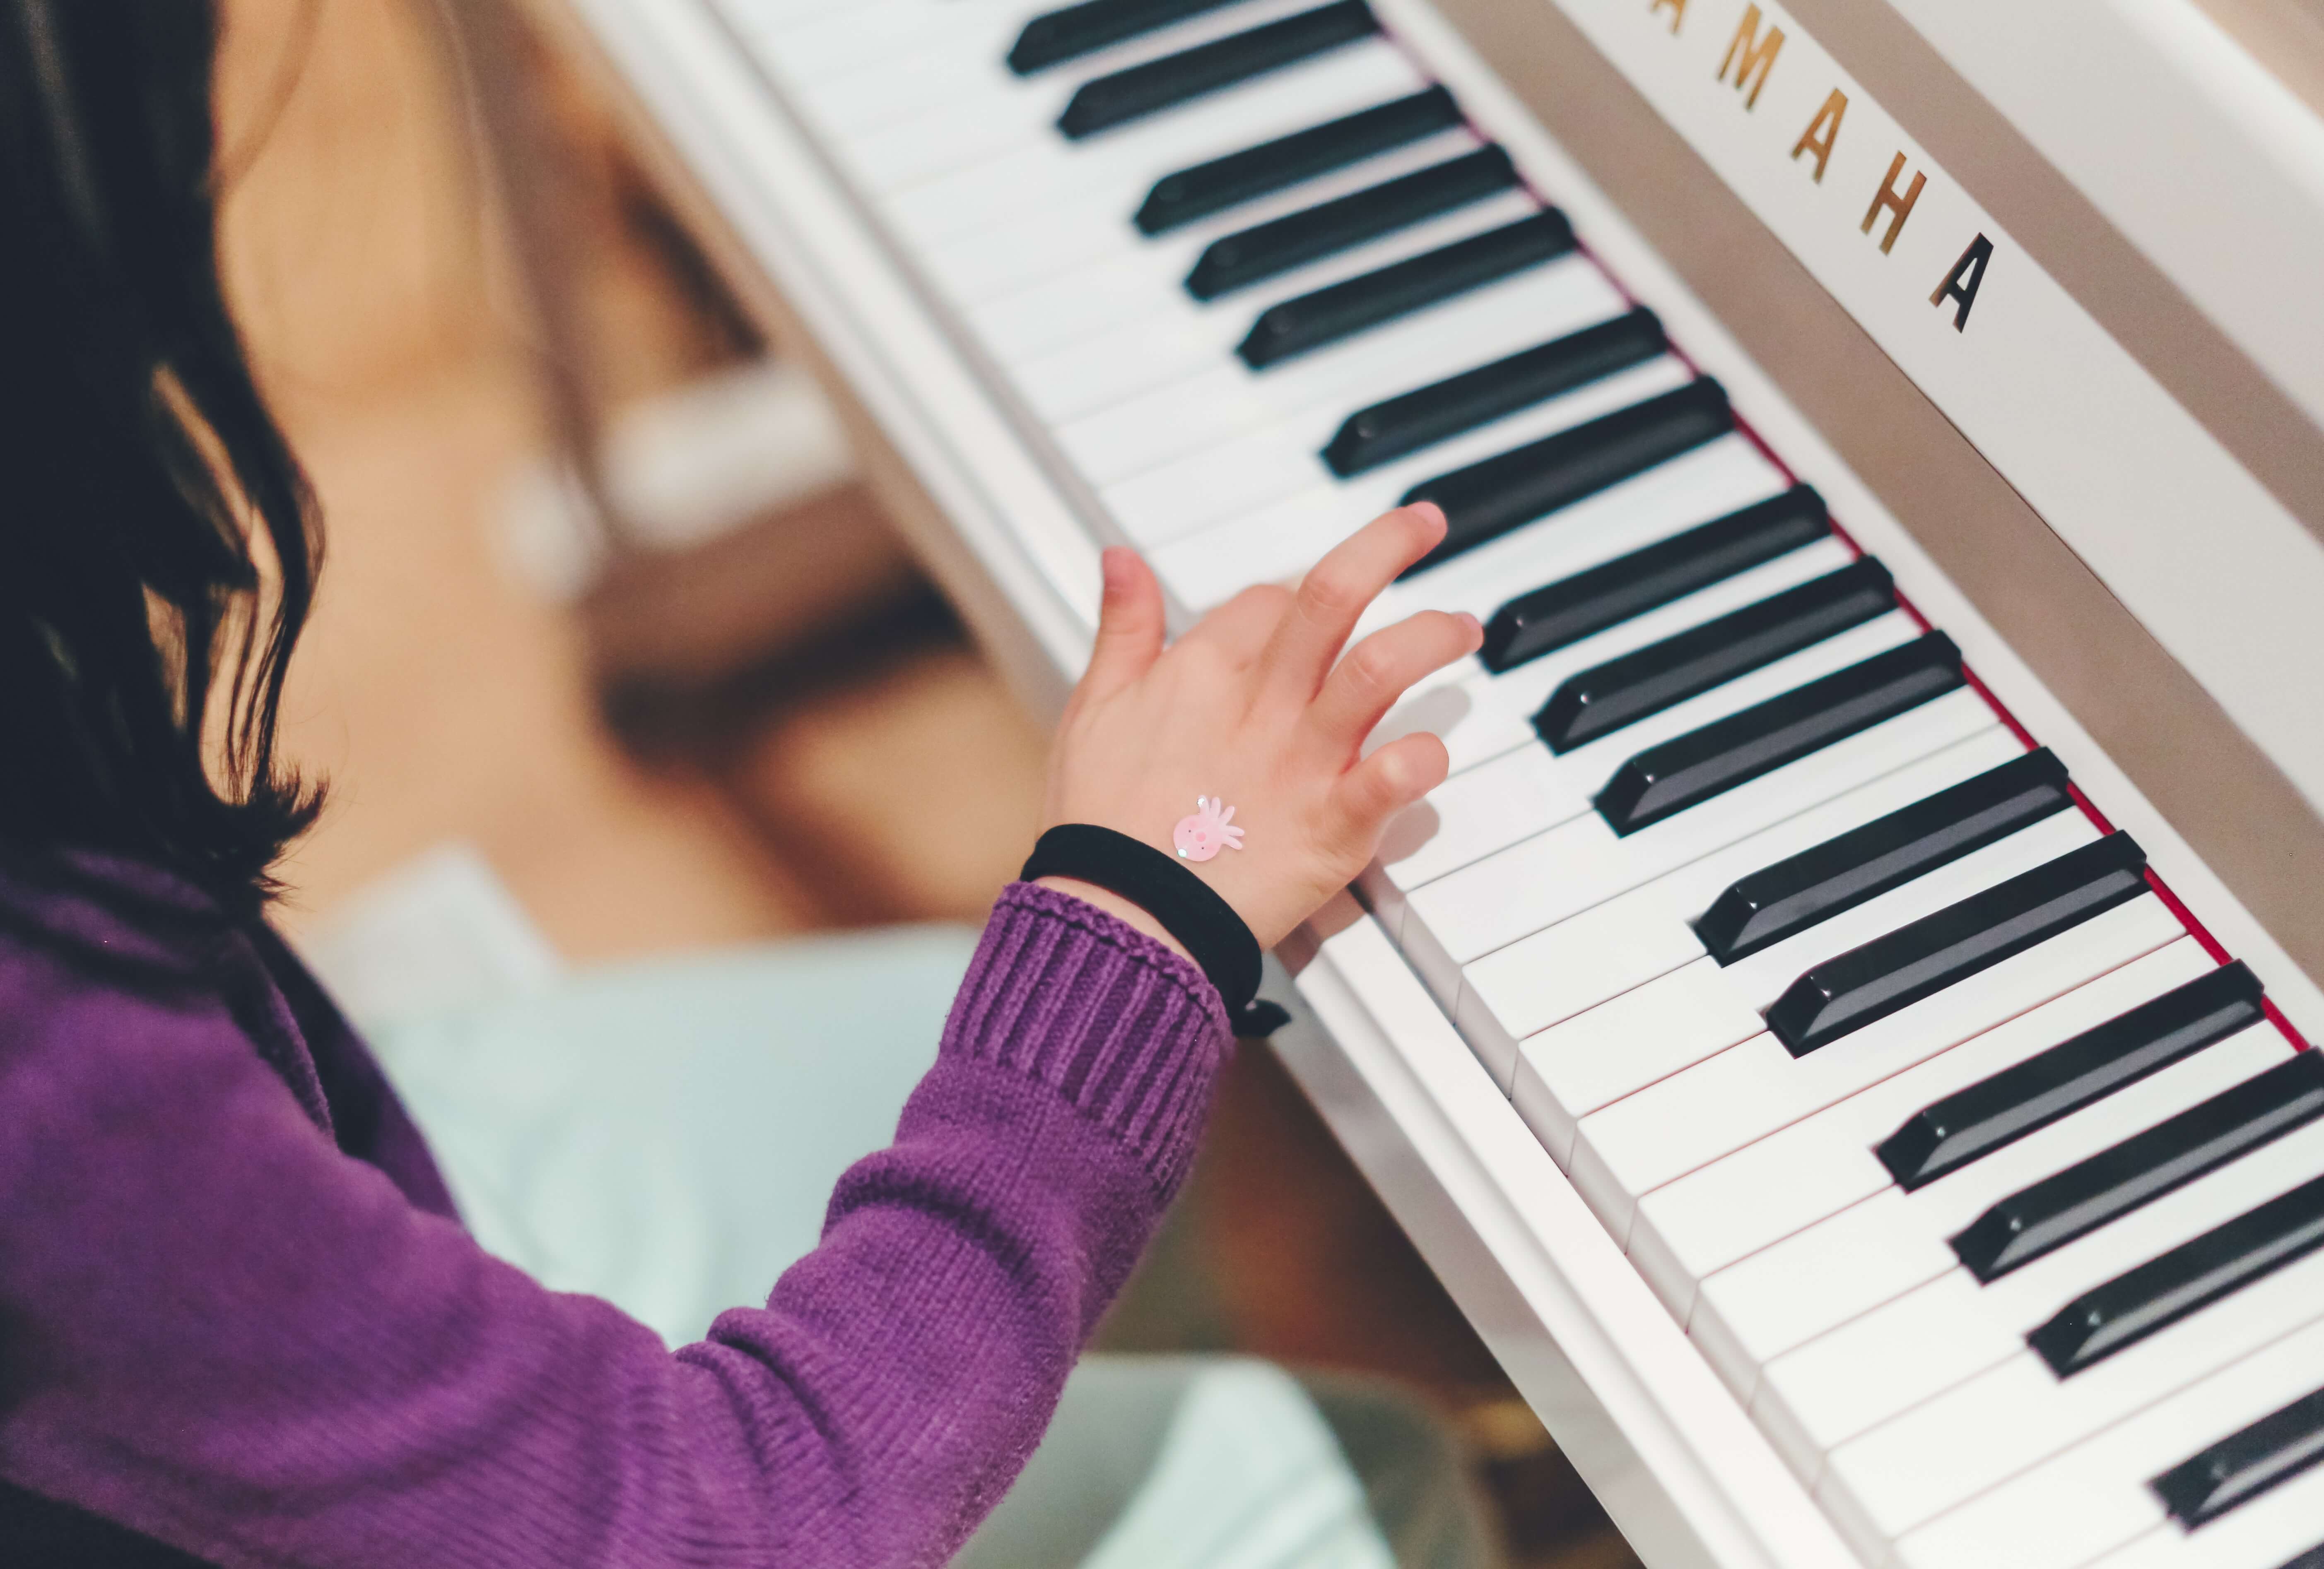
[1931,234,1995,331]
[1791,89,1847,182]
[1717,5,1786,109]
[1650,0,1688,34]
[1860,152,1926,254]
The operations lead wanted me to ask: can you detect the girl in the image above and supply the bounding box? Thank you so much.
[0,3,1486,1564]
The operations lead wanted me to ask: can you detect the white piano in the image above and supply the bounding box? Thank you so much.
[510,0,2324,1563]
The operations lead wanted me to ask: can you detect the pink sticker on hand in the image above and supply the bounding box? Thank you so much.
[1173,797,1244,863]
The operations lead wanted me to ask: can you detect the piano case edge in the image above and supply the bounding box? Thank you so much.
[1277,893,1864,1569]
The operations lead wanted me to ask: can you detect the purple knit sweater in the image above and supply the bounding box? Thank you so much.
[0,849,1232,1567]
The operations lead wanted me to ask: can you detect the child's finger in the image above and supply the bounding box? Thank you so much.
[1328,731,1451,846]
[1258,504,1445,710]
[1298,610,1480,763]
[1078,547,1166,702]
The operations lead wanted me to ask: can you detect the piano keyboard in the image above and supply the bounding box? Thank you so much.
[691,0,2324,1562]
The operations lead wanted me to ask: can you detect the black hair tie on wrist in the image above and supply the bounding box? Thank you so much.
[1022,824,1292,1038]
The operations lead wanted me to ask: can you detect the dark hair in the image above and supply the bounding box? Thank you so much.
[0,0,322,914]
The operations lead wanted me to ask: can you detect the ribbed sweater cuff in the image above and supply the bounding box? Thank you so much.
[941,881,1233,1198]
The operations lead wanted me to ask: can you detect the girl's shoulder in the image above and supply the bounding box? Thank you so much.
[0,843,239,998]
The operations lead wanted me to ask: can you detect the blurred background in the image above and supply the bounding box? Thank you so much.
[223,2,1636,1563]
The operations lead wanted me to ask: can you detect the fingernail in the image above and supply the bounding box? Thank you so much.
[1099,547,1128,593]
[1408,500,1446,530]
[1456,611,1483,641]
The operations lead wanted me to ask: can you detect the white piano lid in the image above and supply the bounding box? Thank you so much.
[1885,0,2324,436]
[1462,0,2324,840]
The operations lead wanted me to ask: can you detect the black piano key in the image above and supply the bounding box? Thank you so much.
[1010,0,1240,75]
[1324,306,1668,476]
[1767,831,2148,1060]
[1396,377,1731,574]
[1534,557,1896,754]
[1697,747,2070,967]
[2283,1541,2324,1569]
[1237,209,1575,368]
[1879,961,2267,1192]
[1951,1049,2324,1283]
[1186,144,1519,299]
[1480,484,1830,672]
[1137,86,1464,235]
[2031,1169,2324,1377]
[1059,1,1379,140]
[1594,631,1963,838]
[2152,1379,2324,1528]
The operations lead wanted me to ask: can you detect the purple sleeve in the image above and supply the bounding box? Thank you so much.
[0,882,1231,1568]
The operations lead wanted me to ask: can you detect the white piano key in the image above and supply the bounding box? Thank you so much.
[950,202,1203,322]
[1151,427,1781,616]
[1797,1117,2324,1528]
[1403,439,1793,618]
[1484,880,1737,1090]
[1895,1312,2324,1569]
[2085,1463,2324,1569]
[1551,831,2099,1218]
[1104,353,1694,548]
[1508,957,1767,1160]
[1719,1172,2069,1420]
[1361,744,1584,941]
[880,41,1427,247]
[810,0,1348,191]
[1119,358,1700,552]
[1705,1022,2289,1408]
[752,0,1019,88]
[1750,1261,2015,1481]
[1900,1024,2286,1238]
[1454,702,2009,1066]
[1012,190,1540,421]
[2083,1530,2184,1569]
[1629,940,2220,1324]
[1632,800,2094,1028]
[1568,695,2005,924]
[836,20,1347,193]
[1567,602,1926,777]
[1063,364,1283,490]
[1046,301,1253,424]
[1398,610,1933,991]
[794,0,1329,139]
[1429,741,2090,1042]
[1353,445,1803,769]
[1160,450,1410,551]
[1561,893,2186,1242]
[1372,664,1544,775]
[843,84,1063,191]
[1974,1107,2324,1324]
[1474,725,2027,1052]
[711,0,861,34]
[805,50,1022,141]
[1056,261,1627,487]
[1153,481,1357,611]
[951,126,1482,321]
[945,193,1225,329]
[772,5,1045,132]
[947,124,1480,323]
[2092,1528,2261,1569]
[1817,1240,2324,1555]
[1379,536,1861,772]
[1751,1107,2319,1476]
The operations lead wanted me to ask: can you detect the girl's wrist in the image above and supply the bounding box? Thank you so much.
[1033,875,1194,964]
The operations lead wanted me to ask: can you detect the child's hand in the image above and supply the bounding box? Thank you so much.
[1038,503,1483,953]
